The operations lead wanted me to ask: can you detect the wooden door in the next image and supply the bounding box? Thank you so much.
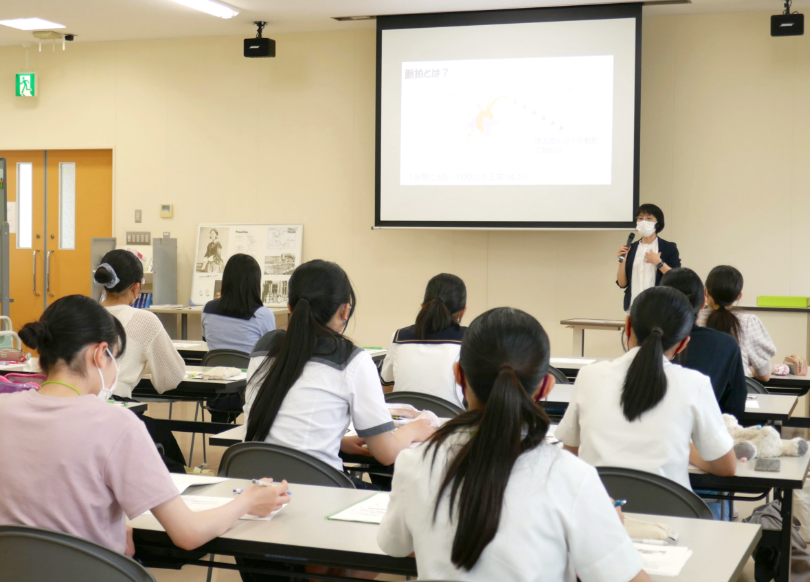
[0,151,46,330]
[45,150,113,304]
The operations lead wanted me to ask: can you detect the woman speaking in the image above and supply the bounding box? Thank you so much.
[616,204,681,313]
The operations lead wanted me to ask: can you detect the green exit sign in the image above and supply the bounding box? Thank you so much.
[16,73,36,97]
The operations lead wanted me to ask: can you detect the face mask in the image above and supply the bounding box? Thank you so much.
[636,220,657,238]
[95,347,119,401]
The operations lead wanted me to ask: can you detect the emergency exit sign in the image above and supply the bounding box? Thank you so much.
[15,73,35,97]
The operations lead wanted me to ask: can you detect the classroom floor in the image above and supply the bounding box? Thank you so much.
[147,401,806,582]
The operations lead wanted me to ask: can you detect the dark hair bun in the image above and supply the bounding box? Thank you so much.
[19,320,48,350]
[93,265,114,285]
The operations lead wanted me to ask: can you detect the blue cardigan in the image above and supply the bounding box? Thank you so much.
[617,237,681,312]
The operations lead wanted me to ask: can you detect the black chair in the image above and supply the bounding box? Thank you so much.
[548,366,570,385]
[0,525,155,582]
[219,441,356,488]
[597,466,713,520]
[201,349,250,369]
[746,377,769,395]
[384,391,465,418]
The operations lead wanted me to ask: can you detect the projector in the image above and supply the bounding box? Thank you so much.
[245,21,275,58]
[772,0,804,36]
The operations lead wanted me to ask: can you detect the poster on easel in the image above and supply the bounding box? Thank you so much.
[190,224,304,307]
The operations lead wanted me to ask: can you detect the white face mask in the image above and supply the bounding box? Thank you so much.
[636,220,657,238]
[95,347,119,401]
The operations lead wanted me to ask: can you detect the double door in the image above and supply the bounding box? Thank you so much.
[0,150,112,329]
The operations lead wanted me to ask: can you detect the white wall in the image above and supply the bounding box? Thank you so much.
[1,11,809,360]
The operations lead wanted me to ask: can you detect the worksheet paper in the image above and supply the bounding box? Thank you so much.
[169,474,228,495]
[142,496,286,521]
[328,493,390,524]
[173,342,204,349]
[633,543,692,577]
[745,400,761,409]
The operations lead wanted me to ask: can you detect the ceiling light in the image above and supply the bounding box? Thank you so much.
[168,0,239,19]
[332,15,376,22]
[0,18,66,31]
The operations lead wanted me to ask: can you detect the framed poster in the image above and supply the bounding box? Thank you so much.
[190,223,304,307]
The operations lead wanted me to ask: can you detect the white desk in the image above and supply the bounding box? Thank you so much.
[210,424,246,447]
[148,306,289,340]
[0,359,42,374]
[560,318,626,357]
[130,480,760,582]
[742,393,798,423]
[172,340,208,363]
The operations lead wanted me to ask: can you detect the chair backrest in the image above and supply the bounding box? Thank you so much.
[548,366,570,385]
[0,525,155,582]
[219,442,356,489]
[201,349,250,369]
[384,391,465,418]
[746,377,769,394]
[597,466,713,520]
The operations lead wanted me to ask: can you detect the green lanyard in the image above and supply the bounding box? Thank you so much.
[40,381,82,397]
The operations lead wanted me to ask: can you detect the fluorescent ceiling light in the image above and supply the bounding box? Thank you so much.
[0,18,66,31]
[168,0,239,19]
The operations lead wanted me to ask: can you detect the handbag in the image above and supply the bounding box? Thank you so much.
[785,355,808,376]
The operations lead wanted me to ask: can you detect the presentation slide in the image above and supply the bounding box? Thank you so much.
[400,55,614,186]
[377,7,640,228]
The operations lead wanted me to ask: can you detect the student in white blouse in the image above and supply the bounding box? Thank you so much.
[556,287,737,491]
[697,265,777,382]
[380,273,467,408]
[244,260,434,485]
[94,249,189,470]
[379,307,649,582]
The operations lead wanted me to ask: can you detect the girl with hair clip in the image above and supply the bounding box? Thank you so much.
[0,296,289,558]
[379,307,649,582]
[95,249,186,398]
[244,260,435,488]
[380,273,467,407]
[557,287,737,491]
[697,265,777,382]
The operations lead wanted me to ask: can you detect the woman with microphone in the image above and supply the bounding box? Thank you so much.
[616,204,681,313]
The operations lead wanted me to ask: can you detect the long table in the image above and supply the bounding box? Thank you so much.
[171,340,208,364]
[131,479,761,582]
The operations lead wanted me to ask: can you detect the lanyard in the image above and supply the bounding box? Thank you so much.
[40,381,82,397]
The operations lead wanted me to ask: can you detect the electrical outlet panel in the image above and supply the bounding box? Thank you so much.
[126,231,151,245]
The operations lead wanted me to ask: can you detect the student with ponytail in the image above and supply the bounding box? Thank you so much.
[697,265,776,382]
[244,260,434,483]
[379,308,648,582]
[557,287,736,490]
[0,296,289,558]
[380,273,467,407]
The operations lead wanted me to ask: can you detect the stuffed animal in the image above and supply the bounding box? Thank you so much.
[723,414,808,460]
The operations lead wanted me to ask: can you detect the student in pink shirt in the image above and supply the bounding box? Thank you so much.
[0,295,290,556]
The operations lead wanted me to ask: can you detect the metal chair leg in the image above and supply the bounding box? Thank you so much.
[206,553,215,582]
[189,402,199,464]
[168,402,173,419]
[201,405,207,464]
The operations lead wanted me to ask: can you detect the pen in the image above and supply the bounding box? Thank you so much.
[233,488,244,494]
[251,479,292,494]
[631,538,669,546]
[613,499,627,508]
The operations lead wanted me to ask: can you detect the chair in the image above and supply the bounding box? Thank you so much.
[746,377,769,395]
[596,466,713,520]
[0,524,155,582]
[219,441,356,488]
[384,391,465,418]
[548,366,570,385]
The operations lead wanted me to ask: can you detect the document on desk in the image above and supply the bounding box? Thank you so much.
[173,342,203,349]
[745,400,761,409]
[142,496,286,521]
[550,358,597,366]
[633,543,692,577]
[328,493,390,524]
[169,473,228,494]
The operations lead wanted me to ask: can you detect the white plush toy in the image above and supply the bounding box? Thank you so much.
[723,414,808,460]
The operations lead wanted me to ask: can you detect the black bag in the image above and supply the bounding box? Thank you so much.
[744,499,810,582]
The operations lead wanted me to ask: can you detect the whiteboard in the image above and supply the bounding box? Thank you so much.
[190,224,304,307]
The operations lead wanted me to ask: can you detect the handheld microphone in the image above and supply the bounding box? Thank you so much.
[618,233,635,263]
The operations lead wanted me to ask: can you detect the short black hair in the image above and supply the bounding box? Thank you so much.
[635,203,665,233]
[660,267,705,315]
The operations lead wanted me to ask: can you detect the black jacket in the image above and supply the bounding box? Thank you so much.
[618,237,681,312]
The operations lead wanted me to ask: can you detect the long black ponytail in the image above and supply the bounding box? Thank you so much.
[245,260,356,442]
[425,307,550,571]
[704,265,743,342]
[622,286,693,422]
[414,273,466,339]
